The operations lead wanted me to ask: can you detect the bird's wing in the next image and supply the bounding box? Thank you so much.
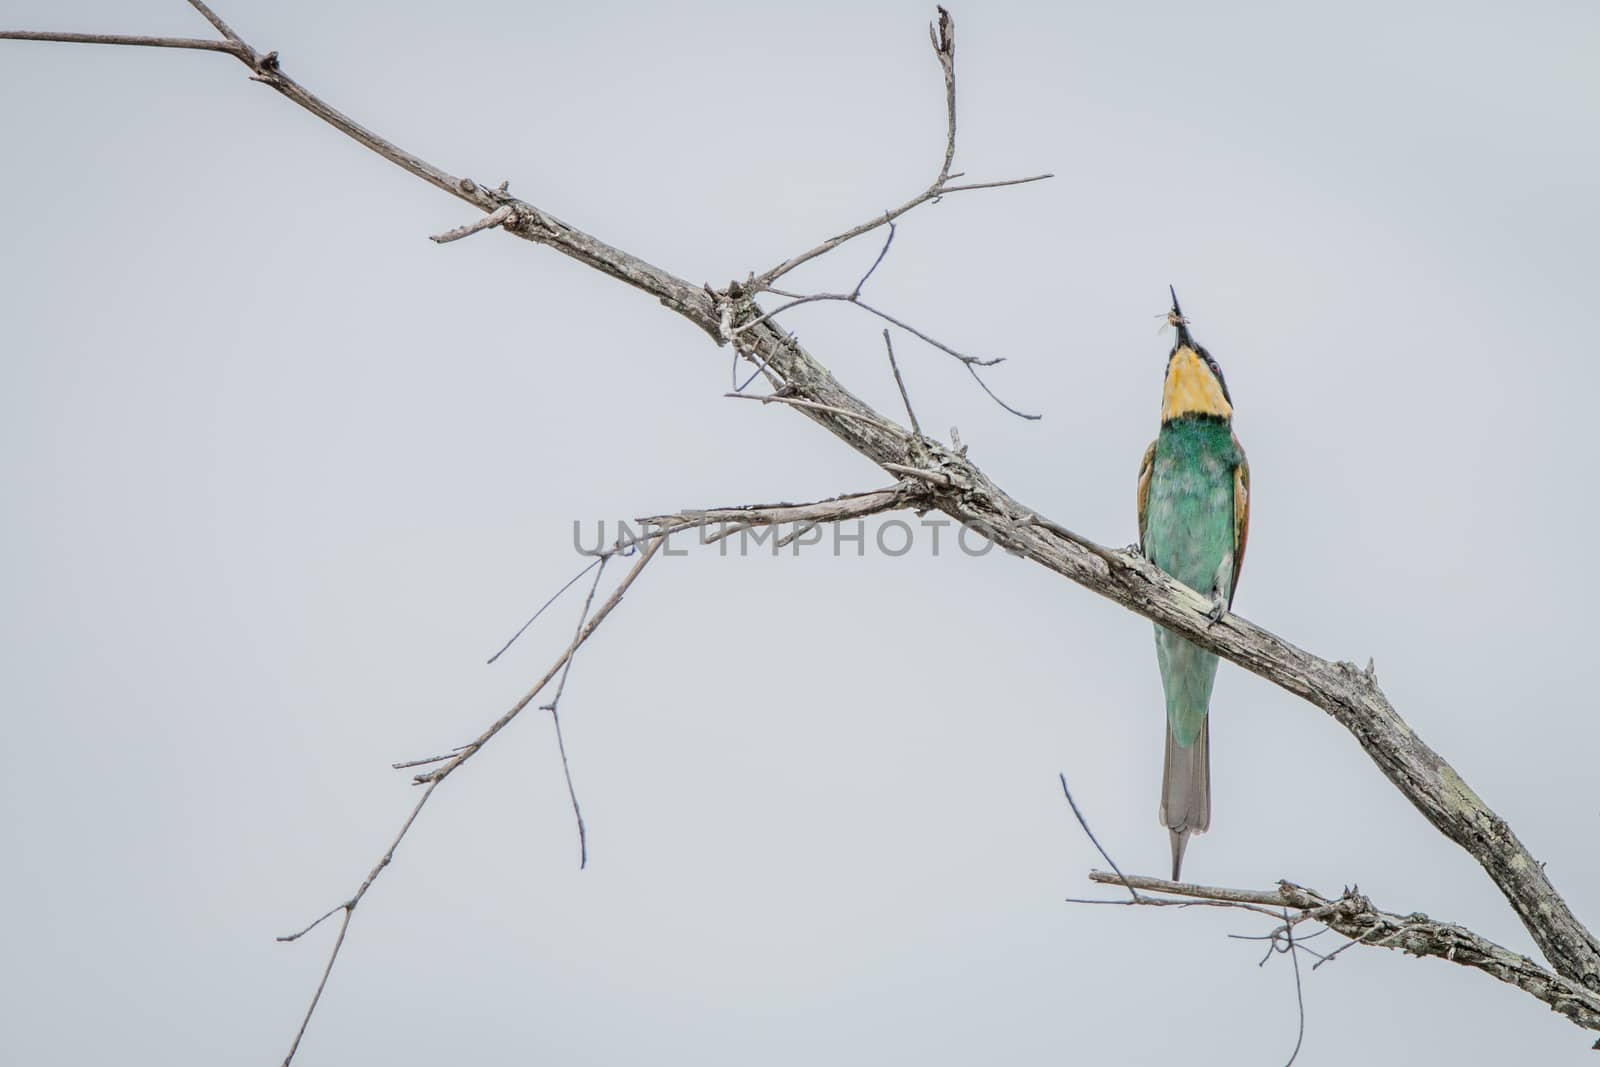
[1136,438,1157,552]
[1230,434,1250,606]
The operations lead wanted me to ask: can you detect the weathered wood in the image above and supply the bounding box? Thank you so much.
[1087,871,1600,1035]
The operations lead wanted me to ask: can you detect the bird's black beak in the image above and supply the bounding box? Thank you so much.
[1167,285,1192,349]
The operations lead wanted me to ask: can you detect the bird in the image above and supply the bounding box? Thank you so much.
[1136,287,1250,881]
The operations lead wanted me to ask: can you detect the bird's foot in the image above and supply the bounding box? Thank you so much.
[1205,589,1227,627]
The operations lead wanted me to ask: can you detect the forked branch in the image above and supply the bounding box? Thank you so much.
[1083,871,1600,1040]
[274,484,912,1062]
[748,7,1050,290]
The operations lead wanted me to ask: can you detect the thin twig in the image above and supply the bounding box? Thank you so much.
[1283,908,1307,1067]
[963,362,1042,420]
[430,204,514,244]
[853,223,897,299]
[187,0,246,45]
[1022,513,1129,575]
[1084,870,1600,1035]
[274,538,663,1064]
[276,903,345,944]
[1058,773,1138,902]
[487,557,602,664]
[732,333,783,394]
[539,555,610,869]
[730,293,1038,420]
[751,7,1049,289]
[0,30,242,53]
[931,6,957,181]
[880,462,952,488]
[775,522,819,550]
[639,485,913,540]
[722,391,899,431]
[389,751,457,770]
[1061,895,1292,921]
[416,537,665,786]
[727,6,1048,424]
[278,778,439,1066]
[272,473,914,1058]
[938,174,1052,194]
[1231,926,1334,944]
[280,907,353,1067]
[882,330,922,438]
[733,293,998,366]
[1087,871,1321,908]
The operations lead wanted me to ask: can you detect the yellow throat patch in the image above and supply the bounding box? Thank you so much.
[1161,346,1232,422]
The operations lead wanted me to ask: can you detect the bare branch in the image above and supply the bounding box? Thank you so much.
[276,903,345,944]
[1058,773,1139,902]
[735,292,999,367]
[749,8,1049,289]
[930,5,957,182]
[960,360,1041,421]
[487,557,603,664]
[413,537,666,786]
[722,390,900,432]
[1282,911,1307,1067]
[1019,512,1132,576]
[280,904,353,1067]
[1088,871,1299,909]
[278,778,437,1066]
[637,484,916,537]
[273,536,664,1063]
[1086,871,1600,1037]
[882,330,922,438]
[938,174,1053,194]
[429,204,514,244]
[0,30,242,53]
[187,0,246,45]
[388,751,457,770]
[321,485,912,1058]
[731,293,1038,420]
[853,223,897,299]
[540,556,610,870]
[880,462,953,488]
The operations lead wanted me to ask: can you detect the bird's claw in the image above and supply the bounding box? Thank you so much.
[1205,592,1227,627]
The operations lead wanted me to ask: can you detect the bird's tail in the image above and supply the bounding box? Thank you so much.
[1160,717,1210,881]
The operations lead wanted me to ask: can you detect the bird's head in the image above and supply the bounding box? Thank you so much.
[1160,287,1232,424]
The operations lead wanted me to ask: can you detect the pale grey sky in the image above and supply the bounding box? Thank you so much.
[3,2,1598,1064]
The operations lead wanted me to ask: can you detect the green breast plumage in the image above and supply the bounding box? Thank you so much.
[1145,416,1240,593]
[1145,415,1240,746]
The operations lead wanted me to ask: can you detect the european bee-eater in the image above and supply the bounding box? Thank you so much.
[1136,288,1250,880]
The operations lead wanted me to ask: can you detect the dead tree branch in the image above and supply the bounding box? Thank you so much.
[637,484,918,538]
[279,485,908,1061]
[1086,871,1600,1039]
[539,554,611,870]
[748,8,1049,289]
[709,6,1048,421]
[0,29,242,53]
[882,330,923,438]
[430,204,514,244]
[275,533,664,1065]
[729,288,1040,420]
[5,0,1597,1051]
